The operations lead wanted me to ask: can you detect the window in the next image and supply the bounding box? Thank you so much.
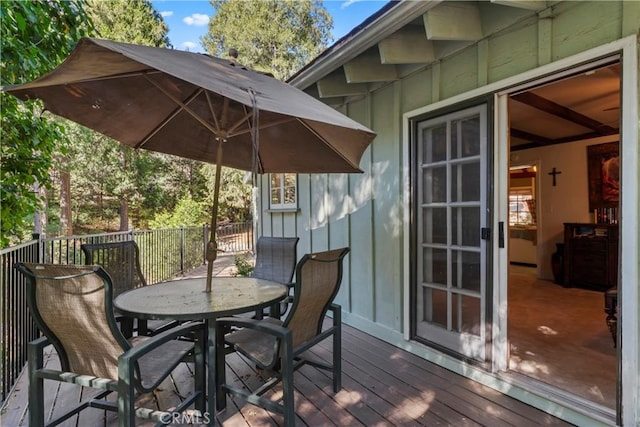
[509,189,535,226]
[509,165,536,226]
[270,173,297,209]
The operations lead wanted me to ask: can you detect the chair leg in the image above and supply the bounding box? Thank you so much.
[281,335,295,427]
[193,326,207,414]
[215,320,227,411]
[604,290,617,347]
[117,357,136,427]
[120,317,134,339]
[333,310,342,393]
[28,340,45,427]
[137,319,149,336]
[606,313,617,347]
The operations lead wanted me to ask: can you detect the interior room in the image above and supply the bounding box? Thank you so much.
[506,62,620,409]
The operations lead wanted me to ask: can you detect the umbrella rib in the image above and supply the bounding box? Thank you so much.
[227,117,296,139]
[227,112,253,135]
[204,91,221,132]
[136,88,204,149]
[298,118,359,169]
[53,69,164,85]
[204,92,258,138]
[143,75,221,138]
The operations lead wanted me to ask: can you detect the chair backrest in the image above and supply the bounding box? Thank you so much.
[284,247,349,348]
[15,263,129,380]
[81,240,147,298]
[252,237,299,284]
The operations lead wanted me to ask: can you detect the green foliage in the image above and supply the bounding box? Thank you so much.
[61,125,135,231]
[54,0,173,233]
[0,0,93,85]
[233,252,255,277]
[0,0,92,246]
[85,0,170,47]
[203,166,253,223]
[148,196,209,229]
[0,99,63,244]
[202,0,333,80]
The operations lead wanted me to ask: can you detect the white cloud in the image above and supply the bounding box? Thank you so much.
[183,13,209,26]
[160,10,173,18]
[181,41,198,51]
[341,0,359,9]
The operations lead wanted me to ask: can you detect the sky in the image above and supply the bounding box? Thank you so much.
[151,0,389,53]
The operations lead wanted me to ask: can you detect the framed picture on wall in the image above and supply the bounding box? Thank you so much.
[587,141,619,210]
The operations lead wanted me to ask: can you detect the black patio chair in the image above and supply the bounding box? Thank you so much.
[251,236,299,318]
[14,263,205,427]
[216,247,349,426]
[81,240,179,337]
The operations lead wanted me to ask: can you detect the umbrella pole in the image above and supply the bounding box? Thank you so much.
[205,141,224,292]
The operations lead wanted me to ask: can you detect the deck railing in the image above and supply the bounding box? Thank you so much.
[0,239,40,408]
[0,222,253,404]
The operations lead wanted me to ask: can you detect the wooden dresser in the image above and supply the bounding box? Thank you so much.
[563,223,618,291]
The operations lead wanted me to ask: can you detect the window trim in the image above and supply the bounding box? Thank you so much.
[269,173,298,210]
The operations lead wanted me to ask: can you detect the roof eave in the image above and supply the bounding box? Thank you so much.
[289,0,442,90]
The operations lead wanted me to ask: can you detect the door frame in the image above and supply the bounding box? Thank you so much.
[402,35,638,425]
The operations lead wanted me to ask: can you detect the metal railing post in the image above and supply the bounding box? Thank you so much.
[180,227,185,275]
[32,233,41,263]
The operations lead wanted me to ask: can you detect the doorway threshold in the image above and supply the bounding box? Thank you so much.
[498,371,615,426]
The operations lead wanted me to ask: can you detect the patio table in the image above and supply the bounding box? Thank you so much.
[113,276,287,422]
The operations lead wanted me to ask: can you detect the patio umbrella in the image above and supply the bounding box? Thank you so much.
[4,37,375,291]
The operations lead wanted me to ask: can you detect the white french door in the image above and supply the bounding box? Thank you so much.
[413,104,489,362]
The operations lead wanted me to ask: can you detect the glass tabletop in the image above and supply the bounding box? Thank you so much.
[113,276,288,321]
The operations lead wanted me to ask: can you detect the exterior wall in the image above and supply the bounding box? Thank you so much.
[260,0,636,338]
[258,2,640,424]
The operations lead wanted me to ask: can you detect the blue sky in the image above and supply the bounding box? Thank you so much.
[151,0,388,53]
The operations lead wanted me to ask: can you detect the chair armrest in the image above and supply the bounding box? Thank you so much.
[217,317,293,370]
[122,321,204,362]
[329,303,341,327]
[285,281,295,294]
[119,321,205,393]
[28,336,51,371]
[29,336,50,350]
[277,282,295,306]
[217,317,291,339]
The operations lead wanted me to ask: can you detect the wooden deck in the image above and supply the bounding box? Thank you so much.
[1,322,573,427]
[0,258,573,426]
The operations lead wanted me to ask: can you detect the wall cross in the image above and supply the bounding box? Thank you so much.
[548,167,562,186]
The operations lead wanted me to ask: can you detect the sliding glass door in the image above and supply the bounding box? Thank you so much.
[413,105,488,361]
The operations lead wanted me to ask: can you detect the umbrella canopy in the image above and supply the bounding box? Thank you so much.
[5,37,374,173]
[4,37,375,291]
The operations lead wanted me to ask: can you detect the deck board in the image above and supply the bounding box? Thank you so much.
[306,344,443,426]
[1,323,574,427]
[326,333,480,426]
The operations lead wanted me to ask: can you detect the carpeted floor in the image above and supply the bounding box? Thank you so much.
[508,265,617,409]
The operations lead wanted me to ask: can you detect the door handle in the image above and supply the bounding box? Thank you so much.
[481,228,491,240]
